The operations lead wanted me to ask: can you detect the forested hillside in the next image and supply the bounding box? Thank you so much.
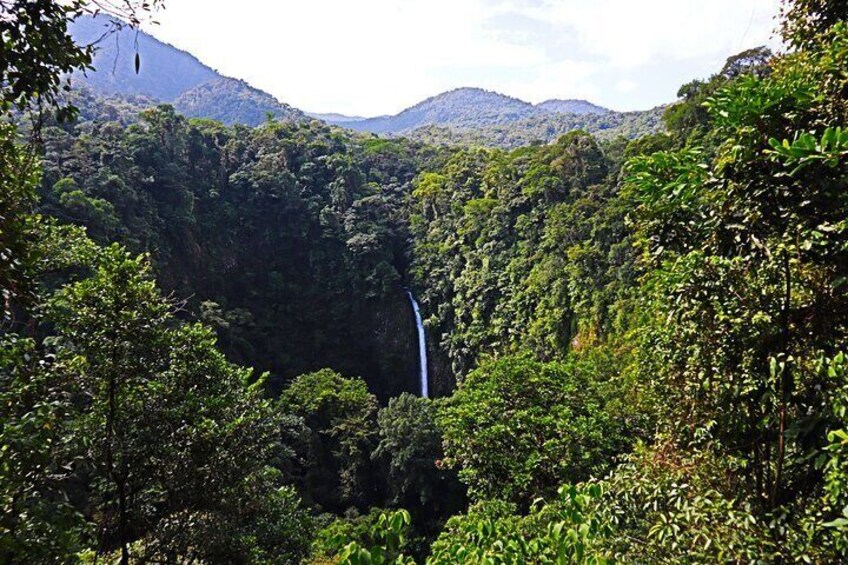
[339,88,542,133]
[536,99,609,115]
[406,105,665,148]
[332,87,662,145]
[2,0,848,564]
[38,106,449,397]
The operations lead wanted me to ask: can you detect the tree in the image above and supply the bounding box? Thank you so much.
[279,368,380,511]
[0,5,126,553]
[613,9,848,559]
[438,356,623,506]
[326,509,416,565]
[373,394,464,527]
[0,122,40,324]
[312,508,418,565]
[780,0,848,48]
[0,333,87,563]
[48,245,311,563]
[427,487,612,565]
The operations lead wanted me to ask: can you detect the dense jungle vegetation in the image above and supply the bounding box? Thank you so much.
[2,0,848,563]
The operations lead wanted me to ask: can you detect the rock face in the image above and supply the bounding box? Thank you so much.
[361,290,455,401]
[364,292,421,402]
[427,338,456,398]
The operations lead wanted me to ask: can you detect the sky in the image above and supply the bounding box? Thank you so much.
[142,0,784,117]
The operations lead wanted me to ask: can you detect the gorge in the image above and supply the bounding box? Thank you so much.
[3,1,848,563]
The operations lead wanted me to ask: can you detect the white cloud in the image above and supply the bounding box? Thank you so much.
[543,0,781,67]
[615,79,637,93]
[143,0,783,115]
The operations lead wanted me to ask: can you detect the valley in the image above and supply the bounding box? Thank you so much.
[2,1,848,564]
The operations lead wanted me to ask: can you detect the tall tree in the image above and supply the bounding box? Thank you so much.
[279,369,380,512]
[47,245,312,563]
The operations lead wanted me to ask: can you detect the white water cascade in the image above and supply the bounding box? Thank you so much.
[406,290,429,398]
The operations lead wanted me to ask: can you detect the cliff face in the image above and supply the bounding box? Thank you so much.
[364,292,421,401]
[330,290,454,402]
[427,337,456,398]
[359,289,457,402]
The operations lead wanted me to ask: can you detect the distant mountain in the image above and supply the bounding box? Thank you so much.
[68,17,660,143]
[69,15,217,101]
[321,87,661,146]
[307,112,369,123]
[536,99,609,115]
[341,88,543,134]
[174,77,303,124]
[68,15,305,126]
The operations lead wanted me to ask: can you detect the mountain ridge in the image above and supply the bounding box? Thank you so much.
[334,87,543,133]
[322,87,658,143]
[536,98,609,115]
[69,15,306,126]
[69,17,661,142]
[306,111,370,123]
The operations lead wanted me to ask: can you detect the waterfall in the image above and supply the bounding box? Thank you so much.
[406,290,429,398]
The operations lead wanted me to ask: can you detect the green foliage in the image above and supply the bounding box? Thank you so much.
[768,126,848,173]
[0,122,40,323]
[662,47,773,143]
[39,107,437,396]
[280,369,380,511]
[334,510,416,565]
[607,12,848,561]
[438,356,626,506]
[780,0,848,48]
[3,209,315,564]
[373,394,464,523]
[313,508,418,564]
[43,244,310,562]
[410,132,632,376]
[6,1,848,563]
[591,445,779,562]
[821,352,848,554]
[428,486,612,564]
[0,335,87,563]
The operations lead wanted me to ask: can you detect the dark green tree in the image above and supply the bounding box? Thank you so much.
[279,368,380,512]
[373,394,464,528]
[49,245,312,563]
